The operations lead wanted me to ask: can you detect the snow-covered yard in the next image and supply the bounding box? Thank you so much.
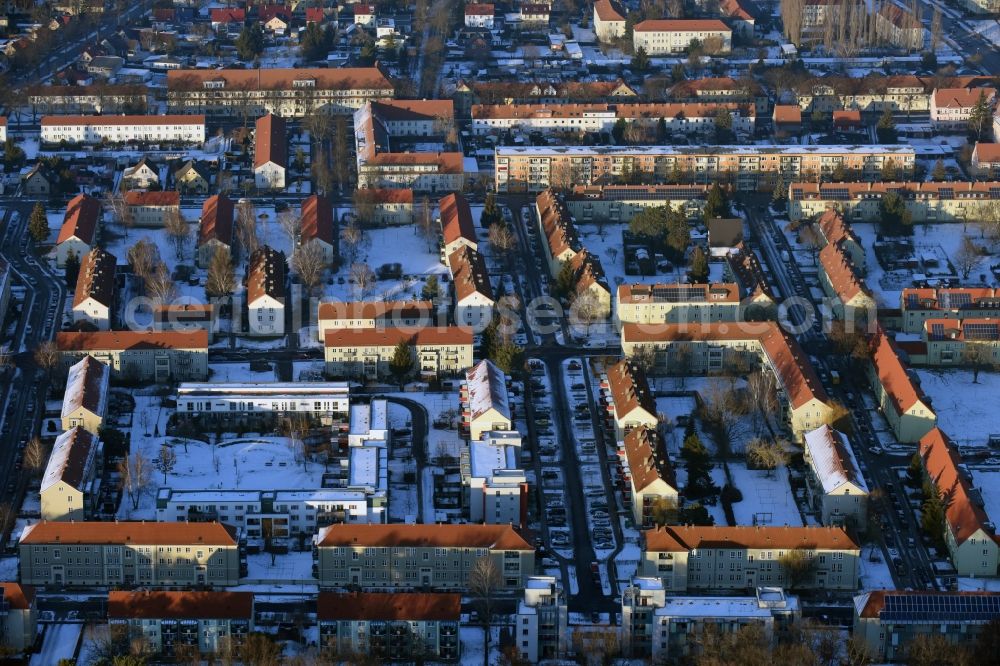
[727,463,803,527]
[913,369,1000,448]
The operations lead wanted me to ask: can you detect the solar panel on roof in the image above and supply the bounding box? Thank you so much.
[881,594,1000,624]
[930,323,945,340]
[963,323,999,340]
[942,292,972,309]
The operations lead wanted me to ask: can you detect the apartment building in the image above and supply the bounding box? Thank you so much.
[515,576,568,663]
[464,3,494,28]
[108,591,252,656]
[40,427,102,522]
[900,288,1000,334]
[314,524,535,590]
[61,355,109,433]
[566,249,612,320]
[535,190,579,276]
[246,246,287,336]
[790,180,1000,224]
[621,578,800,661]
[461,431,527,526]
[617,283,742,327]
[875,4,923,50]
[668,76,767,114]
[471,102,754,137]
[154,303,216,342]
[72,248,117,331]
[462,359,512,440]
[355,188,415,226]
[316,300,436,341]
[447,245,494,332]
[818,240,877,324]
[27,84,147,114]
[640,525,860,592]
[56,193,101,267]
[603,358,658,439]
[197,194,235,269]
[867,328,936,443]
[593,0,625,41]
[621,321,833,436]
[440,192,478,257]
[40,114,205,145]
[176,382,350,418]
[324,327,473,380]
[632,19,732,55]
[931,87,996,131]
[318,592,461,661]
[621,426,678,527]
[253,113,287,190]
[971,142,1000,178]
[495,145,915,193]
[565,184,711,223]
[124,190,180,227]
[854,591,1000,661]
[166,67,394,117]
[56,330,209,382]
[919,428,1000,577]
[453,79,637,114]
[0,583,38,655]
[802,425,868,529]
[923,318,1000,365]
[19,521,241,587]
[300,194,337,266]
[358,152,464,192]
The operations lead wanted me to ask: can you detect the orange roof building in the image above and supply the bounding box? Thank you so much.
[866,327,936,443]
[56,194,101,267]
[253,113,287,190]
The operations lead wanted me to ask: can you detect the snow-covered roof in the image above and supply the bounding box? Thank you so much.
[61,356,109,421]
[803,425,868,495]
[349,399,388,436]
[349,445,387,491]
[41,427,100,493]
[464,359,510,422]
[177,382,350,397]
[657,592,799,618]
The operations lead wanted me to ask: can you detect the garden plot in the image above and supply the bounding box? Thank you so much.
[913,369,1000,448]
[728,462,803,527]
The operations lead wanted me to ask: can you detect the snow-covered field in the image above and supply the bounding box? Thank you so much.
[913,369,1000,448]
[859,546,896,591]
[728,463,803,527]
[31,623,81,666]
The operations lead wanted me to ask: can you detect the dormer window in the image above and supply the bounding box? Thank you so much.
[293,78,316,88]
[203,79,225,90]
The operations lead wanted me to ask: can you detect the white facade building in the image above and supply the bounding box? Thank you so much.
[40,115,206,145]
[176,383,350,418]
[802,425,869,529]
[515,576,568,663]
[461,431,527,526]
[632,19,732,55]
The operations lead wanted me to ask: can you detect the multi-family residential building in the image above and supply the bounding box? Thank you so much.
[930,87,997,131]
[56,194,101,267]
[464,3,494,28]
[461,430,527,526]
[453,79,638,114]
[0,583,38,655]
[108,591,252,656]
[471,102,754,137]
[621,426,677,527]
[621,322,833,436]
[61,355,109,433]
[867,328,936,443]
[519,4,550,28]
[818,238,877,323]
[439,192,478,257]
[246,246,287,336]
[875,4,923,50]
[640,525,860,592]
[27,84,147,114]
[253,113,287,190]
[535,190,578,276]
[593,0,626,42]
[603,359,658,439]
[971,142,1000,178]
[495,145,915,193]
[316,300,436,341]
[40,427,102,522]
[565,184,711,223]
[462,359,512,440]
[71,248,117,331]
[40,114,205,145]
[300,194,337,266]
[176,382,350,418]
[919,428,1000,577]
[124,190,180,227]
[353,3,375,24]
[922,318,1000,365]
[154,303,216,342]
[566,249,613,320]
[900,288,1000,334]
[802,425,868,529]
[197,194,234,269]
[515,576,568,663]
[447,246,494,331]
[324,327,474,380]
[789,181,1000,223]
[19,521,241,587]
[617,283,743,327]
[314,524,534,590]
[317,592,461,661]
[56,330,209,382]
[854,590,1000,661]
[632,19,732,55]
[355,188,415,226]
[357,151,464,192]
[621,578,800,660]
[166,67,394,117]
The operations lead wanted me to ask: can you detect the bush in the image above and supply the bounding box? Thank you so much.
[721,483,743,504]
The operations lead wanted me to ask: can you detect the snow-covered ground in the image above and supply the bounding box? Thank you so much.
[728,463,803,527]
[245,552,315,583]
[31,623,81,666]
[913,369,1000,448]
[859,546,896,591]
[972,470,1000,529]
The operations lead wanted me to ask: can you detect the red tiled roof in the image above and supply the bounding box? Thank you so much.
[58,194,101,245]
[254,113,287,169]
[448,246,494,303]
[594,0,625,22]
[617,282,740,304]
[317,592,461,621]
[369,151,463,173]
[317,300,434,322]
[324,326,473,348]
[607,359,656,422]
[124,191,179,207]
[316,524,533,550]
[210,7,245,22]
[73,248,116,309]
[56,330,209,351]
[439,192,476,246]
[20,521,235,546]
[300,194,334,246]
[246,245,285,304]
[934,87,996,109]
[198,194,234,246]
[645,525,859,551]
[465,3,495,16]
[634,19,729,31]
[108,591,253,620]
[167,67,393,93]
[624,426,675,493]
[870,327,926,415]
[41,115,204,127]
[0,583,35,611]
[773,104,802,124]
[819,242,869,304]
[974,142,1000,164]
[305,7,325,22]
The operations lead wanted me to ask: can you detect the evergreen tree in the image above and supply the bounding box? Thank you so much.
[664,206,690,261]
[481,192,503,227]
[28,202,49,243]
[422,274,439,301]
[876,108,897,143]
[702,183,731,220]
[554,260,576,299]
[3,139,25,168]
[772,173,787,204]
[300,22,333,61]
[831,163,847,182]
[611,117,627,144]
[689,246,709,284]
[670,63,685,83]
[64,251,80,289]
[656,117,667,142]
[236,23,264,61]
[931,158,947,182]
[492,341,525,376]
[631,46,649,72]
[881,158,899,181]
[921,485,946,549]
[681,428,714,498]
[878,190,913,235]
[389,341,413,386]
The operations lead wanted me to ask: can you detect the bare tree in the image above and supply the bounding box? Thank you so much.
[955,234,981,280]
[144,261,178,305]
[23,437,49,477]
[746,369,779,435]
[206,246,236,298]
[629,345,657,375]
[416,196,436,251]
[164,209,191,261]
[341,223,366,265]
[349,262,376,300]
[0,346,11,374]
[779,549,817,589]
[930,7,942,51]
[119,450,152,512]
[292,241,327,295]
[746,438,789,476]
[0,503,14,542]
[963,342,997,383]
[353,188,377,227]
[278,209,302,249]
[104,190,133,238]
[33,341,59,378]
[700,379,747,457]
[488,222,516,269]
[235,200,260,259]
[568,290,607,337]
[127,240,160,282]
[154,444,177,484]
[468,556,502,666]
